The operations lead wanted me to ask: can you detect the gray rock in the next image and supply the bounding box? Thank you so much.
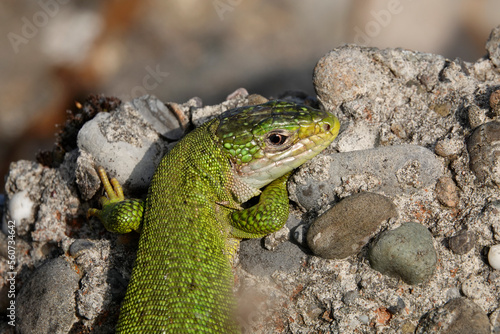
[76,100,169,196]
[467,121,500,186]
[239,237,306,277]
[416,297,490,334]
[448,230,476,255]
[130,95,184,140]
[307,192,397,259]
[69,239,96,258]
[16,257,81,334]
[368,222,437,285]
[291,145,442,211]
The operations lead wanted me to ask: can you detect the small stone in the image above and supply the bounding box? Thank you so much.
[434,138,463,158]
[461,276,492,301]
[467,104,487,128]
[307,192,397,259]
[432,102,452,117]
[467,121,500,186]
[6,189,35,236]
[335,122,377,152]
[17,257,80,333]
[263,226,289,251]
[488,244,500,270]
[342,290,359,306]
[291,224,307,245]
[358,314,369,325]
[226,88,249,101]
[387,297,406,314]
[416,297,490,334]
[490,89,500,115]
[368,222,437,285]
[400,322,417,334]
[69,239,96,258]
[435,176,459,207]
[448,230,476,255]
[246,93,268,105]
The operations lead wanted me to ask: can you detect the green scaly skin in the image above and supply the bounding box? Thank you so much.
[88,100,340,333]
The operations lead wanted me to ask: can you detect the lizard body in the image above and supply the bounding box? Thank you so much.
[89,100,340,333]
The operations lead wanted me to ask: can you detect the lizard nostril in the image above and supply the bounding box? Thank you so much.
[323,124,331,132]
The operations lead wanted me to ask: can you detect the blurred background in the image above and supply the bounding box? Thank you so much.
[1,0,499,189]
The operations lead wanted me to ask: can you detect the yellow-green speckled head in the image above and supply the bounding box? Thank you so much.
[216,100,340,189]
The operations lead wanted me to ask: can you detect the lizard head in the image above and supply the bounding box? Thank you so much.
[216,100,340,190]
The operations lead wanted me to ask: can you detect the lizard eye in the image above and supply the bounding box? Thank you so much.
[265,130,290,147]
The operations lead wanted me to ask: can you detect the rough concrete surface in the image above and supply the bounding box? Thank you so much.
[1,26,500,334]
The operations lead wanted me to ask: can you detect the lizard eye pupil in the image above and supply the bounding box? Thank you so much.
[268,133,287,146]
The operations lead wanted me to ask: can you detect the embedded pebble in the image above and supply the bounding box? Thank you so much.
[69,239,96,258]
[461,276,494,304]
[16,257,80,334]
[467,104,487,128]
[4,189,35,235]
[368,222,437,285]
[434,137,463,158]
[415,297,490,334]
[387,297,406,315]
[448,230,476,255]
[488,244,500,270]
[435,176,459,207]
[291,145,442,211]
[307,192,397,259]
[342,290,359,306]
[335,122,377,152]
[432,102,452,117]
[490,89,500,115]
[467,121,500,186]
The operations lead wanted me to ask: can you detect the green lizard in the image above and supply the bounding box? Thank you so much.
[88,100,340,333]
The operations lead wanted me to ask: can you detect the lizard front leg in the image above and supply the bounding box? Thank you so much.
[88,166,144,234]
[230,172,291,239]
